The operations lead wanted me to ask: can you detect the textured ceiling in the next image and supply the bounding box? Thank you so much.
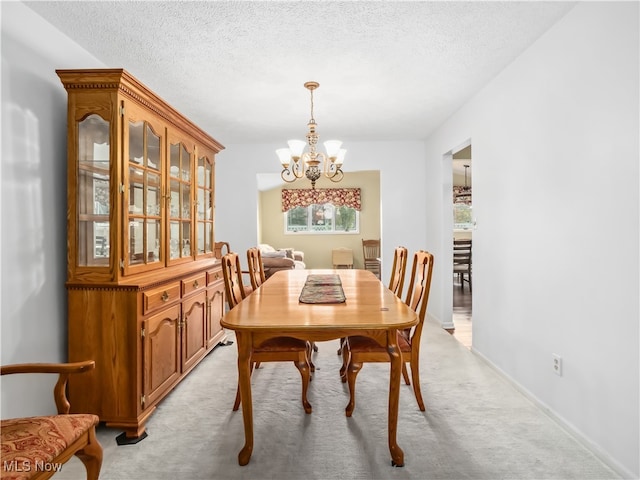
[25,1,575,146]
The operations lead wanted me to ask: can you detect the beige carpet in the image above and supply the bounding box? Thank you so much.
[56,317,619,480]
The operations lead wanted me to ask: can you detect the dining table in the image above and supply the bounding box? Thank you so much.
[220,268,418,467]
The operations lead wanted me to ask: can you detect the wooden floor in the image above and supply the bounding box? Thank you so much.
[452,275,472,349]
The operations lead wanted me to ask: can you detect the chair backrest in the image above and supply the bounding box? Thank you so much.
[388,246,408,298]
[221,252,247,309]
[215,241,231,259]
[453,239,472,268]
[403,250,435,345]
[246,247,266,290]
[362,239,381,260]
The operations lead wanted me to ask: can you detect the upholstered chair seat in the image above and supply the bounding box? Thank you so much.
[0,361,103,480]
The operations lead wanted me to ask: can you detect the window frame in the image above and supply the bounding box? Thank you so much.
[284,203,360,235]
[453,202,473,231]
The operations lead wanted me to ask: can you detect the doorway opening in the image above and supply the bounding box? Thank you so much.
[452,145,472,348]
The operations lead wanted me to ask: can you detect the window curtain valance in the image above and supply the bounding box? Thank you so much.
[282,188,361,212]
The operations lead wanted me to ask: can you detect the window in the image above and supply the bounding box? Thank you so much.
[285,203,359,234]
[453,203,473,230]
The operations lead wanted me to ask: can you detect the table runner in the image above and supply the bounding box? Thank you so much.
[299,274,346,304]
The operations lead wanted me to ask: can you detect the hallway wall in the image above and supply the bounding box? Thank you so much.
[423,2,639,477]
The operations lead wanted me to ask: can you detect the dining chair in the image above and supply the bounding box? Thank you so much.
[1,361,103,480]
[246,247,266,290]
[362,239,381,279]
[221,252,314,414]
[336,245,408,356]
[247,247,315,359]
[387,245,410,384]
[214,241,231,259]
[249,246,319,355]
[340,250,434,416]
[337,245,408,356]
[453,239,472,292]
[216,242,254,299]
[388,246,408,299]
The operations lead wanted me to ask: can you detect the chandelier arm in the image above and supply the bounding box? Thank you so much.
[322,154,338,178]
[328,168,344,183]
[281,160,305,182]
[281,168,296,183]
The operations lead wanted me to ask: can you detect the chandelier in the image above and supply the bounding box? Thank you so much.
[276,81,346,189]
[454,164,472,204]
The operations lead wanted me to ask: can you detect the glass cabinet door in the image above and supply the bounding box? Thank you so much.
[196,152,214,256]
[127,117,162,268]
[168,142,193,262]
[77,114,110,267]
[60,69,222,286]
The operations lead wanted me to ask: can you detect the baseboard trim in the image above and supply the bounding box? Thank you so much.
[429,312,454,331]
[471,349,636,480]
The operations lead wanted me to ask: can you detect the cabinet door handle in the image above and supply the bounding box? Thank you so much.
[193,280,199,288]
[161,291,169,302]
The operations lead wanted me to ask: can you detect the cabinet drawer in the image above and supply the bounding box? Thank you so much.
[206,267,223,285]
[182,273,206,297]
[143,282,181,314]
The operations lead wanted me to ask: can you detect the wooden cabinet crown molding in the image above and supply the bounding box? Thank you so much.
[57,68,224,152]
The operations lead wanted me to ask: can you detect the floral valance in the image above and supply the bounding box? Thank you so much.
[282,188,361,212]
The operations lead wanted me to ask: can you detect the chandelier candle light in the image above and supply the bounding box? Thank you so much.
[276,81,346,189]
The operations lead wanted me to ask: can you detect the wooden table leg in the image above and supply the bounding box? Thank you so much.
[236,332,253,466]
[387,330,404,467]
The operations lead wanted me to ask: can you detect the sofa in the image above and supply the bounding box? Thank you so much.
[259,244,306,279]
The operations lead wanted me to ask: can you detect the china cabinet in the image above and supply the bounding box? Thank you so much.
[57,69,225,442]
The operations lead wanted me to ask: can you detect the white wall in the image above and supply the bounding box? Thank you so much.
[0,2,106,417]
[424,3,639,477]
[215,140,429,285]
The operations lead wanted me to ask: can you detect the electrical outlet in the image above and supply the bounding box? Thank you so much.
[553,354,562,376]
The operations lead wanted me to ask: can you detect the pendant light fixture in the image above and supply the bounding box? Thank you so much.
[276,82,346,189]
[455,164,472,204]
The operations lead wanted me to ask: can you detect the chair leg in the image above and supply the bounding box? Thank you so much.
[345,359,363,417]
[339,340,350,382]
[294,356,312,414]
[75,428,103,480]
[409,360,425,411]
[402,363,410,385]
[306,342,315,375]
[337,337,345,355]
